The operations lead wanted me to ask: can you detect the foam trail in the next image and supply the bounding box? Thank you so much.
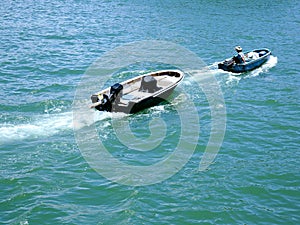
[0,112,74,144]
[245,55,278,78]
[207,62,220,70]
[225,74,241,87]
[0,107,126,144]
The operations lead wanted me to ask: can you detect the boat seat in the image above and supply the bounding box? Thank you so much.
[259,51,266,57]
[139,76,162,93]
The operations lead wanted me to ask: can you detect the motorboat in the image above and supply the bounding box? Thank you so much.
[218,48,271,73]
[90,70,184,113]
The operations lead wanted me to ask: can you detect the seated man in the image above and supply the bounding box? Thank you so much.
[234,46,246,64]
[90,93,111,111]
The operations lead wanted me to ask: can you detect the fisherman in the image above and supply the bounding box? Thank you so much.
[234,46,246,63]
[90,93,109,110]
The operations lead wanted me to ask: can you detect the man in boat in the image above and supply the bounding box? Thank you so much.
[234,46,246,64]
[90,93,111,111]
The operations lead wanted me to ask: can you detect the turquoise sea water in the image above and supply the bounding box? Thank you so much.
[1,0,299,224]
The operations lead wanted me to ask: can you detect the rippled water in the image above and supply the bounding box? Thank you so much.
[1,0,299,224]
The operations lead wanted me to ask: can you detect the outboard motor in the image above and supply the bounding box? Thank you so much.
[109,83,123,105]
[91,83,123,112]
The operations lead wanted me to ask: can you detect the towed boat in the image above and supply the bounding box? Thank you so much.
[218,48,271,73]
[90,70,184,113]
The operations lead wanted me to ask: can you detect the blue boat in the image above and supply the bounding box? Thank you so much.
[218,48,272,73]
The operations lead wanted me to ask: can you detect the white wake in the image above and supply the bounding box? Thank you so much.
[0,112,73,144]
